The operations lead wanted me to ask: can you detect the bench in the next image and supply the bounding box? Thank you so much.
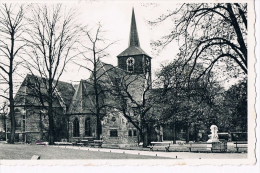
[188,141,227,153]
[35,141,49,145]
[234,141,247,152]
[54,142,73,146]
[81,140,89,146]
[148,142,171,152]
[89,140,103,148]
[168,144,189,152]
[188,143,213,152]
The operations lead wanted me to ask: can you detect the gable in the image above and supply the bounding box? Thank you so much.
[14,74,75,109]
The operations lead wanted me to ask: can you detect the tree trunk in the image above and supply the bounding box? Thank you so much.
[186,125,190,143]
[96,114,102,140]
[172,122,176,144]
[194,124,198,142]
[9,96,15,144]
[9,65,15,144]
[142,123,149,147]
[39,111,43,140]
[48,104,55,144]
[9,34,16,144]
[48,76,55,145]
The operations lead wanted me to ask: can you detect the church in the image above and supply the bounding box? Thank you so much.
[3,9,163,146]
[67,8,153,147]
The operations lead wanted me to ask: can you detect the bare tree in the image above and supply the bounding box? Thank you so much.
[23,4,79,144]
[74,24,116,140]
[150,3,247,80]
[109,73,154,147]
[0,4,25,143]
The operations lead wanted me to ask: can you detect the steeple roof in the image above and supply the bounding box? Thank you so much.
[129,8,140,47]
[117,8,151,58]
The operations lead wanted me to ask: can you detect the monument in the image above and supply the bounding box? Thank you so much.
[207,125,220,143]
[207,125,227,152]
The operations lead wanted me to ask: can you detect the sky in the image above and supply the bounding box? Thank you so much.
[58,1,179,83]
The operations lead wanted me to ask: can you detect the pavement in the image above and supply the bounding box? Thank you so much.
[52,145,247,159]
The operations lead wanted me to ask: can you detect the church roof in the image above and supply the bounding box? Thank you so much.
[117,8,151,58]
[68,80,96,114]
[117,46,151,57]
[129,8,139,47]
[14,74,75,109]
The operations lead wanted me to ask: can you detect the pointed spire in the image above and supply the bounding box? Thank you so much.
[129,8,140,47]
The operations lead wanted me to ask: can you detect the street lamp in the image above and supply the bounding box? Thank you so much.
[5,115,8,142]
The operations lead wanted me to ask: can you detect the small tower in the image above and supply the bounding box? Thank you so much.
[117,8,152,80]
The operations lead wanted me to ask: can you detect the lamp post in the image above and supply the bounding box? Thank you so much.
[5,115,8,142]
[24,108,27,143]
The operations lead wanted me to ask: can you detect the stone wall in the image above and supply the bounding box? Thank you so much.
[68,114,96,141]
[5,106,67,143]
[102,112,138,146]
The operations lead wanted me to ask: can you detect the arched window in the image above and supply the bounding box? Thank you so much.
[126,57,134,73]
[85,117,91,136]
[73,118,80,137]
[14,109,21,131]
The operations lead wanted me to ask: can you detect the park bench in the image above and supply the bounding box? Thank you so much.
[71,140,83,146]
[188,142,213,152]
[168,143,189,152]
[188,141,227,153]
[81,140,89,146]
[148,142,171,152]
[234,141,247,152]
[54,142,73,146]
[35,141,49,145]
[89,140,103,148]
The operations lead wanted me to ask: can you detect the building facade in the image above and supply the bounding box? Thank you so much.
[8,74,75,143]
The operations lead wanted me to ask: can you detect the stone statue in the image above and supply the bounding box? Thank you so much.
[207,125,220,142]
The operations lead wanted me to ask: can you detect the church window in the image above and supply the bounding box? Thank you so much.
[146,58,150,66]
[126,57,135,73]
[73,118,80,137]
[128,129,132,136]
[133,129,137,136]
[22,117,25,131]
[85,117,91,136]
[15,109,21,131]
[110,129,118,137]
[111,116,116,122]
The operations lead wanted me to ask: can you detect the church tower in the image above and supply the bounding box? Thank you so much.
[117,9,152,80]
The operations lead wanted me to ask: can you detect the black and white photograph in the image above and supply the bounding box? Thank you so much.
[0,0,257,169]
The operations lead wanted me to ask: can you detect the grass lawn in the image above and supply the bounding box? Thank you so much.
[0,144,168,160]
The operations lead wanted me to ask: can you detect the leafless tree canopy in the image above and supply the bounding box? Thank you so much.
[73,24,117,140]
[0,4,25,143]
[22,4,80,144]
[150,3,247,79]
[24,4,79,88]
